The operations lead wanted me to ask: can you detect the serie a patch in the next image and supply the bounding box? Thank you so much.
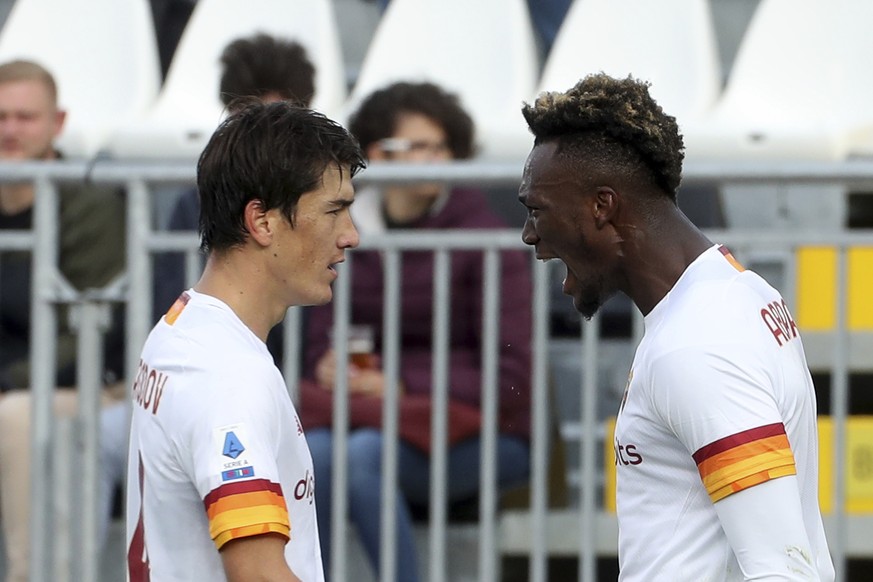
[212,422,256,483]
[221,466,255,482]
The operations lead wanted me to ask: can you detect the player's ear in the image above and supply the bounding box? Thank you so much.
[593,186,619,229]
[243,199,272,247]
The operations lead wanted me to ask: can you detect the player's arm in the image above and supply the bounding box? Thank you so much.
[192,364,304,581]
[652,348,826,580]
[713,476,821,580]
[220,532,302,582]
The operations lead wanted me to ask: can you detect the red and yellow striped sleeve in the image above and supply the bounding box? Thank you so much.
[693,422,796,503]
[718,245,746,272]
[203,479,290,549]
[164,292,190,325]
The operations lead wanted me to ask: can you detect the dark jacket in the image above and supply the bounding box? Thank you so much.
[303,187,533,441]
[0,181,126,389]
[152,186,198,322]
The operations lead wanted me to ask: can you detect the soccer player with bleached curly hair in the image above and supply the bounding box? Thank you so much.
[518,73,834,581]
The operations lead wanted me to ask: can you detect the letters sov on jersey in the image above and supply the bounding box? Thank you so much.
[132,359,168,415]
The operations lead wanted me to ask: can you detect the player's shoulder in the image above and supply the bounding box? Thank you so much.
[139,344,280,441]
[141,304,278,410]
[646,249,786,354]
[682,246,783,314]
[160,292,269,352]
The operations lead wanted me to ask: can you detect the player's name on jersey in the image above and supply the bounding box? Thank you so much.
[132,359,168,415]
[760,298,798,347]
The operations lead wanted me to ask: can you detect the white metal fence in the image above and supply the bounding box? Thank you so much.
[1,159,871,582]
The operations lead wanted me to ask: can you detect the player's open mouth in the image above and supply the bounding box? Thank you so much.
[328,258,344,275]
[562,264,577,295]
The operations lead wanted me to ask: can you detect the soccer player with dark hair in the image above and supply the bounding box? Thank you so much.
[127,101,364,581]
[518,73,834,581]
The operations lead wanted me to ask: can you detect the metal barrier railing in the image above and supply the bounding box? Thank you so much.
[323,231,545,582]
[1,159,871,582]
[0,165,128,582]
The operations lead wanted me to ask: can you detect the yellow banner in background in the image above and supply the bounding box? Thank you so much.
[848,247,873,330]
[797,247,838,330]
[796,246,873,331]
[604,417,617,512]
[818,416,873,513]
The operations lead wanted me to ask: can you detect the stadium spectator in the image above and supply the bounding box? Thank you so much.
[152,32,316,349]
[518,72,834,581]
[299,81,533,581]
[0,59,128,582]
[126,100,364,581]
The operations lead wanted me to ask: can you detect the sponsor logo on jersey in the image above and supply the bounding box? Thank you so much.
[614,437,643,466]
[221,466,255,482]
[294,469,315,505]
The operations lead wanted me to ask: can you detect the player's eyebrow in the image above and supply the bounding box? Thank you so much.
[326,198,354,210]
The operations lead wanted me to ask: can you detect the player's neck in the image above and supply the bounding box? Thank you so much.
[194,252,279,343]
[623,208,713,316]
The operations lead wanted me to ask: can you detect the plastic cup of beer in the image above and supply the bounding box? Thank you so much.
[347,325,376,370]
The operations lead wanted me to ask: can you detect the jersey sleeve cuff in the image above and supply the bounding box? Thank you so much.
[693,422,798,503]
[213,522,291,550]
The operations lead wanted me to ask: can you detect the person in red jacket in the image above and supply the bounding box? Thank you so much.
[300,81,533,581]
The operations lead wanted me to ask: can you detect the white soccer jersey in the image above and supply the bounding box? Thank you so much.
[126,290,324,582]
[614,245,833,581]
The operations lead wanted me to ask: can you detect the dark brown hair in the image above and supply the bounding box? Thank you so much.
[219,33,316,108]
[348,81,475,159]
[197,100,364,252]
